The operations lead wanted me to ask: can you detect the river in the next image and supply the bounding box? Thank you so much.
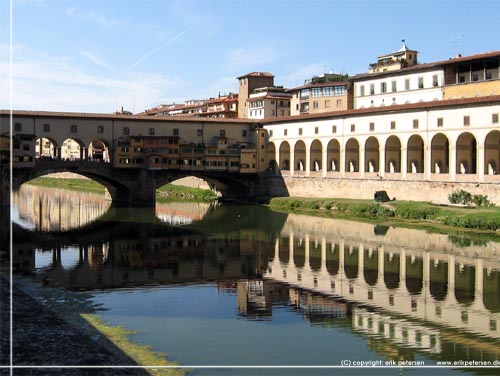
[11,184,500,375]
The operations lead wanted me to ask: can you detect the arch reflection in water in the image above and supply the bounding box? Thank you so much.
[265,213,500,343]
[155,201,214,226]
[13,203,500,369]
[12,183,111,232]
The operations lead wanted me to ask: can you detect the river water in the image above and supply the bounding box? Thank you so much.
[11,184,500,375]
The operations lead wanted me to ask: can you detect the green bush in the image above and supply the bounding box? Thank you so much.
[394,204,439,219]
[448,189,494,207]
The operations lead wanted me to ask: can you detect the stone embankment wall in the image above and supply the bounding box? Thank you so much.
[267,176,500,206]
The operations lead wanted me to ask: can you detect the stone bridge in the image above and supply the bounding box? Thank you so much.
[13,160,272,206]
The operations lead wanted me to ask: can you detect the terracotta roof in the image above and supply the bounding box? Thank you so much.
[260,95,500,125]
[0,110,256,124]
[236,72,274,79]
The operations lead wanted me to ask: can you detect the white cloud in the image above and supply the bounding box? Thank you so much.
[226,47,280,72]
[0,44,182,113]
[79,50,113,71]
[126,27,191,72]
[65,7,122,31]
[281,63,326,88]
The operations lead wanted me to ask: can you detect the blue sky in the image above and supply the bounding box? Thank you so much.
[1,0,499,113]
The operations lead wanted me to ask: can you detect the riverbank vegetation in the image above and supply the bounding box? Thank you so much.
[27,177,106,193]
[27,177,217,202]
[82,314,189,376]
[156,184,217,202]
[269,197,500,232]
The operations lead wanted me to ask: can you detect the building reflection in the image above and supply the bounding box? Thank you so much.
[12,202,500,368]
[13,184,110,231]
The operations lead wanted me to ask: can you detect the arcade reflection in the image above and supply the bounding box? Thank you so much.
[11,189,500,368]
[13,184,111,231]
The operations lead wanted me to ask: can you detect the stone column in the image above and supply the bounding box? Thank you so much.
[359,147,365,177]
[378,246,385,286]
[401,147,408,178]
[473,258,484,309]
[425,144,432,181]
[288,232,294,266]
[379,147,385,177]
[322,147,328,177]
[305,143,311,177]
[340,146,345,178]
[400,250,406,291]
[449,145,456,181]
[477,143,485,182]
[290,143,295,176]
[358,243,365,283]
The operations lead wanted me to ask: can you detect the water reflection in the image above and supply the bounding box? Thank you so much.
[10,189,500,371]
[155,201,214,225]
[13,184,111,231]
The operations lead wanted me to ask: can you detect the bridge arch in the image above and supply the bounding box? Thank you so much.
[61,137,86,161]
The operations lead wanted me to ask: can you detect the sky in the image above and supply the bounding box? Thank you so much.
[0,0,499,114]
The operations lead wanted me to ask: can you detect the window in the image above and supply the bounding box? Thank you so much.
[43,123,50,132]
[149,128,155,135]
[123,127,130,135]
[336,99,343,108]
[370,84,375,95]
[284,129,287,136]
[70,124,78,133]
[405,79,410,90]
[300,89,310,99]
[432,75,439,87]
[370,122,375,131]
[197,129,203,137]
[173,128,179,136]
[14,123,22,131]
[219,130,226,138]
[311,88,322,97]
[313,101,318,109]
[360,85,365,96]
[97,125,104,134]
[351,124,355,132]
[381,82,387,93]
[269,130,273,137]
[323,86,333,96]
[413,119,419,129]
[334,86,346,96]
[493,114,499,123]
[271,110,275,116]
[332,125,337,133]
[437,118,444,127]
[298,128,303,136]
[418,77,424,89]
[242,130,247,137]
[280,110,284,116]
[391,121,396,130]
[314,127,319,134]
[391,81,397,92]
[464,116,470,126]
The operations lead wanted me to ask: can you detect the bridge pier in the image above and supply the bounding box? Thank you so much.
[112,169,157,207]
